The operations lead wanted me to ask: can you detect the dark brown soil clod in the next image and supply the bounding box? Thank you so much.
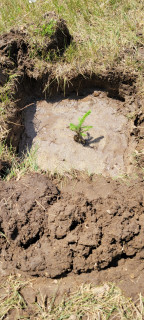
[0,173,144,298]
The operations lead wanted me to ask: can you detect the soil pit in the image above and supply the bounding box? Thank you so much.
[19,91,136,176]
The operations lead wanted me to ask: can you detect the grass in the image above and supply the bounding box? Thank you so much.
[6,146,39,180]
[0,276,28,320]
[0,141,16,164]
[0,276,144,320]
[0,142,39,180]
[51,284,144,320]
[0,0,143,77]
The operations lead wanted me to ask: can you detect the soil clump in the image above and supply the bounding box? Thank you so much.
[0,173,144,300]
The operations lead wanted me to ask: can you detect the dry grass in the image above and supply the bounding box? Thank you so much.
[0,0,143,76]
[0,275,28,320]
[0,276,144,320]
[0,143,39,180]
[46,283,144,320]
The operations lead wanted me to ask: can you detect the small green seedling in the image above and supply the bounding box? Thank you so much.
[69,110,93,145]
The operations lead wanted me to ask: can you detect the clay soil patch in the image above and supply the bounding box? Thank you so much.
[0,173,144,301]
[19,91,136,177]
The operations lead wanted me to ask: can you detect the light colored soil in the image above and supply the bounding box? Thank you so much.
[19,91,136,177]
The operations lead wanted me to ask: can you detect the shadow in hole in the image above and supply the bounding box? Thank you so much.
[84,133,104,148]
[18,102,37,156]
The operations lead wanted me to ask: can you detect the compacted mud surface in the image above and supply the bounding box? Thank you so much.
[19,92,136,176]
[0,173,144,299]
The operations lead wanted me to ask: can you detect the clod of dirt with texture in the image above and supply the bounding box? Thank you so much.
[0,13,72,68]
[37,12,72,57]
[0,29,29,67]
[0,173,144,294]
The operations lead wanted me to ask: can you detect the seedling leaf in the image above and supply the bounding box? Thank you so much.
[69,110,93,144]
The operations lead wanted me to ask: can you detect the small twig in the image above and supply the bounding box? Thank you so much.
[18,103,35,112]
[35,199,46,211]
[6,120,24,126]
[0,231,10,244]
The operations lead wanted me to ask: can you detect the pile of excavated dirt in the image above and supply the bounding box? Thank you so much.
[19,92,136,177]
[0,173,144,300]
[0,13,72,67]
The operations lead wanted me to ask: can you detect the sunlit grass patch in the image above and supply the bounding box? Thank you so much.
[0,141,39,180]
[46,283,144,320]
[0,141,15,165]
[0,0,143,75]
[0,275,28,320]
[0,278,143,320]
[5,145,40,180]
